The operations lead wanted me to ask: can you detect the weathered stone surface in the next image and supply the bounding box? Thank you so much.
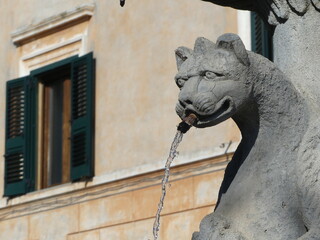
[202,0,319,25]
[175,33,320,239]
[273,7,320,111]
[202,0,320,129]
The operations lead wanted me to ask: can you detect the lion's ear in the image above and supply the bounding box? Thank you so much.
[175,47,192,70]
[216,33,250,66]
[194,37,215,55]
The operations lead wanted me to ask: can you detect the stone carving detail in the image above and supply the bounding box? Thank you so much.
[175,33,320,239]
[202,0,320,25]
[312,0,320,10]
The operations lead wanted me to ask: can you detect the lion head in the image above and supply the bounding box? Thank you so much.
[175,33,251,128]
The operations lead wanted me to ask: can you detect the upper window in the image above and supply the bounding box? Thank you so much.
[251,12,273,61]
[4,53,95,197]
[40,67,72,188]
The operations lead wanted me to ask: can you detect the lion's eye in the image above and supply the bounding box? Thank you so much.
[176,78,186,88]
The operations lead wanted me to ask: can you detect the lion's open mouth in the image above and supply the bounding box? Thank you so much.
[184,96,234,127]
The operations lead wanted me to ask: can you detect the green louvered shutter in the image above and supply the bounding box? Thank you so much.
[4,77,36,196]
[70,53,94,181]
[251,12,273,60]
[25,76,37,193]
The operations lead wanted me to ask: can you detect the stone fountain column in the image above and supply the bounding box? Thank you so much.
[272,5,320,107]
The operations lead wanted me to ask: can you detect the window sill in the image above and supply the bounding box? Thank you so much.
[1,181,87,208]
[0,141,238,219]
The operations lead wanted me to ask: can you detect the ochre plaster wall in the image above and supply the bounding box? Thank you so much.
[0,155,229,239]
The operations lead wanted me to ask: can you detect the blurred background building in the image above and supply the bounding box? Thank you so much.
[0,1,269,239]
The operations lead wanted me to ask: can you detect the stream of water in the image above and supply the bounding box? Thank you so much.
[152,114,197,239]
[152,130,184,240]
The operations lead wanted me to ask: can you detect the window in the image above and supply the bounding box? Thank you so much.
[40,69,72,188]
[251,12,273,60]
[4,53,95,197]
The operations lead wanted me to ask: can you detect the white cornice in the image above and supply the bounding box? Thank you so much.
[11,4,95,46]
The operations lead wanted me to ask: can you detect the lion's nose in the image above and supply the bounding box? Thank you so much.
[179,99,192,107]
[178,75,200,106]
[198,80,216,92]
[178,96,194,109]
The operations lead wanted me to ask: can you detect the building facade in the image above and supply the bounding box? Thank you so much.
[0,1,253,239]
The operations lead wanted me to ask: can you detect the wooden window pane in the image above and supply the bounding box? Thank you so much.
[62,79,71,184]
[41,73,71,188]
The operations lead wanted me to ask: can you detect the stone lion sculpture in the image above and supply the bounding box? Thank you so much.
[174,33,320,239]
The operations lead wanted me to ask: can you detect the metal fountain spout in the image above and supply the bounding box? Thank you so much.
[177,113,198,133]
